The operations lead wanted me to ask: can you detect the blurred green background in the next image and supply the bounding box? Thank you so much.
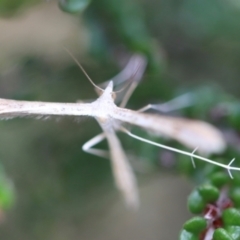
[0,0,240,239]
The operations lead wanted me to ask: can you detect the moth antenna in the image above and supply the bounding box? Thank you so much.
[63,47,103,92]
[120,127,239,176]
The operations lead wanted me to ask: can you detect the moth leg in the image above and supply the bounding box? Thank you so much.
[82,133,109,158]
[137,92,194,113]
[119,80,139,108]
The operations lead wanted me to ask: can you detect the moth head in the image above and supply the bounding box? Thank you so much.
[95,88,117,101]
[96,81,116,101]
[104,81,114,98]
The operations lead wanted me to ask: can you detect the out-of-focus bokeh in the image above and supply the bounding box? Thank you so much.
[0,0,240,239]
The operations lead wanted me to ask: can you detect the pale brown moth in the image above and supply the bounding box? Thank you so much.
[0,54,236,209]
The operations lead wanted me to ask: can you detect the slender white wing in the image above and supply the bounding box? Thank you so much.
[113,107,226,155]
[0,98,93,119]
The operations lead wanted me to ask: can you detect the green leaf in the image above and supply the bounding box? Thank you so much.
[213,228,233,240]
[225,226,240,240]
[188,190,205,214]
[198,184,219,202]
[179,229,199,240]
[210,172,229,188]
[183,216,207,234]
[222,208,240,226]
[230,187,240,208]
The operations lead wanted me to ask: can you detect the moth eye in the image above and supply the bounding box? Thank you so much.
[95,88,103,96]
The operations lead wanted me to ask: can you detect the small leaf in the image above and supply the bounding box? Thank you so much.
[213,228,233,240]
[198,184,219,202]
[183,216,207,234]
[179,229,199,240]
[222,208,240,226]
[188,190,205,214]
[230,187,240,208]
[210,172,229,188]
[225,226,240,240]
